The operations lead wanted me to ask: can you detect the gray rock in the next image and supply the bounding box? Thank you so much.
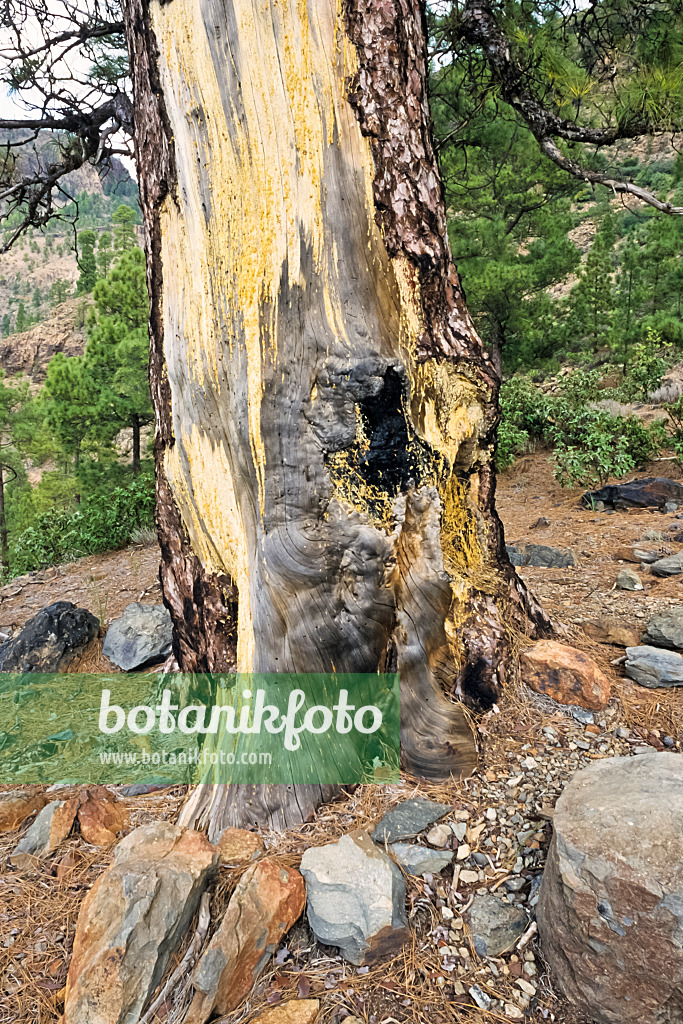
[624,645,683,687]
[0,602,99,672]
[371,797,451,844]
[665,501,679,514]
[103,602,173,671]
[644,607,683,649]
[300,831,409,965]
[538,753,683,1024]
[650,551,683,577]
[632,548,661,564]
[616,569,643,591]
[64,823,219,1024]
[506,543,575,568]
[10,799,73,867]
[390,843,454,876]
[467,894,528,957]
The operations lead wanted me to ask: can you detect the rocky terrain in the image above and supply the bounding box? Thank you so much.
[0,457,682,1024]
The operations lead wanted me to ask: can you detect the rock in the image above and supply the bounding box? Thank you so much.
[55,848,83,879]
[537,753,683,1024]
[506,543,575,568]
[530,516,550,529]
[11,798,78,869]
[583,618,639,648]
[216,827,264,866]
[185,859,304,1024]
[644,607,683,649]
[584,477,683,510]
[390,843,454,876]
[624,646,683,687]
[650,551,683,577]
[467,894,528,957]
[613,546,660,564]
[665,500,679,514]
[64,823,218,1024]
[77,787,128,846]
[251,1002,320,1024]
[425,823,451,848]
[300,831,409,965]
[520,641,611,710]
[0,602,99,671]
[102,602,173,671]
[371,798,451,843]
[616,569,643,591]
[0,789,47,832]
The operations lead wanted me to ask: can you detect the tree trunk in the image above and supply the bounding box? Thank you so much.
[131,413,141,476]
[0,466,8,572]
[123,0,550,837]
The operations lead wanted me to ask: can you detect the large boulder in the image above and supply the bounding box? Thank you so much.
[584,477,683,510]
[185,859,305,1024]
[506,543,575,568]
[520,641,611,710]
[624,645,683,687]
[300,831,409,965]
[0,602,99,671]
[644,607,683,650]
[64,823,219,1024]
[538,753,683,1024]
[102,602,173,671]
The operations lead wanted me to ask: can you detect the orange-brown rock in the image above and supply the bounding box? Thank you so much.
[583,618,639,648]
[520,641,611,710]
[63,823,219,1024]
[77,787,128,846]
[0,789,47,832]
[185,859,305,1024]
[216,827,264,866]
[55,848,84,880]
[11,797,79,869]
[252,1001,320,1024]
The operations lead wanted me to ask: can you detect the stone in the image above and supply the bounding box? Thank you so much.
[371,798,451,844]
[55,848,83,879]
[0,789,47,832]
[583,618,639,648]
[530,516,550,529]
[425,823,451,848]
[77,787,128,846]
[613,546,659,564]
[584,477,683,510]
[537,753,683,1024]
[185,859,305,1024]
[251,1002,320,1024]
[616,568,643,590]
[102,602,173,671]
[216,827,264,866]
[0,602,99,672]
[624,646,683,688]
[300,831,409,965]
[390,843,454,876]
[506,543,575,568]
[665,500,679,514]
[644,607,683,649]
[11,798,78,869]
[520,641,611,710]
[64,823,219,1024]
[650,552,683,577]
[467,894,528,958]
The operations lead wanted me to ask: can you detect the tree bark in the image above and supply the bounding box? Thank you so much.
[123,0,551,837]
[131,413,141,476]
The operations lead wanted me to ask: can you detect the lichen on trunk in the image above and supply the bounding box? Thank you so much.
[123,0,550,835]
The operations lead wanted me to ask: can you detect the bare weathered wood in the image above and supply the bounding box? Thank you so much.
[123,0,551,834]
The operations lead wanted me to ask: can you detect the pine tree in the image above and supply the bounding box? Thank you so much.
[1,314,10,337]
[15,301,26,333]
[97,230,113,277]
[112,205,138,255]
[0,373,32,570]
[615,237,644,370]
[572,233,615,353]
[76,229,98,294]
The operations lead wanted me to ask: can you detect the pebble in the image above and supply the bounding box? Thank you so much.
[426,824,452,848]
[456,844,471,861]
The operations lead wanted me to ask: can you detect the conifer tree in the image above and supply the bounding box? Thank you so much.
[76,229,98,294]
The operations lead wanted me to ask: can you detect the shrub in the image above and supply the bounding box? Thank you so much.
[9,474,155,577]
[619,329,670,401]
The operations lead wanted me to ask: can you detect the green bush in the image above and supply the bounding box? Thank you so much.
[619,329,670,400]
[9,474,155,577]
[553,414,661,488]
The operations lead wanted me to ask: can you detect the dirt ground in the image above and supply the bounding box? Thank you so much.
[1,453,682,1024]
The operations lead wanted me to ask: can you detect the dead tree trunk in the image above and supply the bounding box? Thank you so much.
[123,0,550,837]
